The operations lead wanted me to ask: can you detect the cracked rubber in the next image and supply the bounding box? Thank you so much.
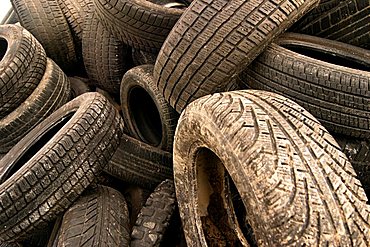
[131,179,176,247]
[174,90,370,246]
[53,185,130,247]
[120,65,179,151]
[154,0,320,113]
[82,11,128,95]
[93,0,184,52]
[105,132,173,189]
[0,58,71,155]
[0,24,46,118]
[291,0,370,49]
[244,33,370,138]
[11,0,77,71]
[0,92,124,242]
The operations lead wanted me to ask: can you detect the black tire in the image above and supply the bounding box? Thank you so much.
[0,24,46,118]
[120,65,179,151]
[105,132,173,189]
[335,135,370,193]
[173,90,370,246]
[69,76,91,98]
[0,58,71,155]
[243,33,370,138]
[93,0,185,52]
[82,11,128,95]
[0,92,124,242]
[54,185,130,247]
[131,179,176,247]
[12,0,77,70]
[154,0,320,113]
[132,48,158,66]
[291,0,370,49]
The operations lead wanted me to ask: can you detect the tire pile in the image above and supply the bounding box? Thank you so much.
[0,0,369,245]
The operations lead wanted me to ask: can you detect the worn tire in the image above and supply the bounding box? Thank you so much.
[105,132,173,189]
[132,48,157,66]
[120,65,179,151]
[54,185,130,247]
[69,76,91,98]
[82,11,128,95]
[0,58,71,155]
[131,179,176,247]
[12,0,77,70]
[93,0,184,52]
[0,92,124,242]
[0,24,46,118]
[244,33,370,138]
[291,0,370,49]
[154,0,320,113]
[174,90,370,246]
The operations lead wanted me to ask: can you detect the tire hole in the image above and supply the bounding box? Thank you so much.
[128,86,162,147]
[282,44,370,72]
[0,38,8,62]
[1,112,75,182]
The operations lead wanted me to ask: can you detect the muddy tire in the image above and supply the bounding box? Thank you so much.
[12,0,77,70]
[0,92,124,242]
[244,33,370,138]
[82,11,128,95]
[105,132,173,189]
[174,90,370,246]
[154,0,320,113]
[0,24,46,118]
[93,0,185,52]
[291,0,370,49]
[0,58,71,155]
[120,65,179,151]
[131,179,176,247]
[53,185,130,247]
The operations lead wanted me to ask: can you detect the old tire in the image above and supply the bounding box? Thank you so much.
[243,33,370,138]
[53,185,130,246]
[131,179,176,247]
[82,11,128,95]
[0,92,124,242]
[132,48,157,66]
[0,24,46,118]
[154,0,320,113]
[174,90,370,246]
[69,76,91,98]
[120,65,179,151]
[93,0,184,52]
[12,0,77,70]
[291,0,370,49]
[105,132,173,189]
[0,58,71,155]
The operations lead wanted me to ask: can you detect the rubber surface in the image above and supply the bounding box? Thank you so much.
[154,0,320,112]
[174,90,370,246]
[0,92,124,241]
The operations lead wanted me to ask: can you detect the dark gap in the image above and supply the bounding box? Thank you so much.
[0,38,8,61]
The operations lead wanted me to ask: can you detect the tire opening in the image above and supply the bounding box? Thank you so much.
[1,112,75,182]
[128,86,162,147]
[148,0,188,8]
[282,44,370,72]
[195,148,256,246]
[0,38,8,61]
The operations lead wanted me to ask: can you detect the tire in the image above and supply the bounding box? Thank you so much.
[69,76,91,98]
[132,48,158,66]
[173,90,370,246]
[82,11,128,95]
[243,33,370,138]
[0,92,124,242]
[93,0,185,52]
[12,0,77,71]
[131,179,176,247]
[335,135,370,193]
[120,65,179,151]
[54,185,130,247]
[1,8,18,25]
[0,24,46,118]
[291,0,370,49]
[154,0,320,113]
[0,58,71,155]
[105,132,173,189]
